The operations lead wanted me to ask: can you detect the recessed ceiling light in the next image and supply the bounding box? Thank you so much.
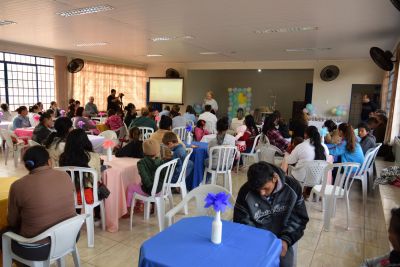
[199,52,219,55]
[285,47,332,52]
[0,20,17,26]
[258,69,262,72]
[76,42,108,47]
[150,35,194,42]
[56,4,114,17]
[255,26,318,34]
[146,54,163,57]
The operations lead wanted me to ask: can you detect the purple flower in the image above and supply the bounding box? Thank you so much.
[77,121,85,129]
[60,110,66,116]
[185,125,192,132]
[204,192,232,212]
[0,111,3,117]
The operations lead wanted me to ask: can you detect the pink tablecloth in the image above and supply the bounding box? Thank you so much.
[14,128,34,138]
[101,156,141,232]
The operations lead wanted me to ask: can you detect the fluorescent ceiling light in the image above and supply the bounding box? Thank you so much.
[0,20,17,26]
[255,26,318,34]
[150,35,195,42]
[199,52,219,55]
[146,54,163,57]
[76,42,108,47]
[285,47,331,52]
[56,4,114,17]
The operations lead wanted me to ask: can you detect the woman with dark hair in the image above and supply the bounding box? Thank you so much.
[12,106,31,130]
[329,123,364,165]
[105,109,123,131]
[285,126,329,183]
[6,146,75,261]
[273,110,290,138]
[59,129,101,204]
[289,109,308,138]
[230,108,245,132]
[1,103,12,121]
[323,120,340,144]
[262,113,289,152]
[49,101,60,117]
[45,117,73,166]
[67,103,76,119]
[208,117,236,168]
[194,119,209,141]
[74,107,97,132]
[124,103,137,127]
[116,127,144,158]
[238,115,259,153]
[32,112,54,145]
[184,105,197,125]
[171,104,186,128]
[36,102,44,114]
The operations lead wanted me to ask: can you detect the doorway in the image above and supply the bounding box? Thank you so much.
[348,84,381,127]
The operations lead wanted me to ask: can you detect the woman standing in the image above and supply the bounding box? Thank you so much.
[203,90,218,113]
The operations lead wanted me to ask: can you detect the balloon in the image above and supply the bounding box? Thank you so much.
[228,88,232,92]
[306,103,314,112]
[336,110,342,116]
[341,111,347,116]
[331,108,337,115]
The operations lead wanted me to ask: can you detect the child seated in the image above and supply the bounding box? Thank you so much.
[323,120,341,144]
[162,132,193,184]
[357,122,376,155]
[194,119,209,141]
[126,139,164,205]
[361,208,400,266]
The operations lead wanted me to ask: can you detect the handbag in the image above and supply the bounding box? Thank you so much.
[98,182,111,200]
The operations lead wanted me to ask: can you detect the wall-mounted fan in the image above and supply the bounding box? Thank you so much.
[67,58,85,73]
[369,47,395,71]
[320,65,340,81]
[166,68,180,78]
[391,0,400,12]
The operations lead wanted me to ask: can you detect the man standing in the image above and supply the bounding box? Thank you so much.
[361,94,377,122]
[107,89,120,111]
[234,162,309,267]
[85,96,99,116]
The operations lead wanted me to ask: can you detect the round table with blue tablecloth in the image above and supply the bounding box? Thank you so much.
[186,141,208,190]
[139,216,282,267]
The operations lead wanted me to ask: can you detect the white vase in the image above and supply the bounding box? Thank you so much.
[107,147,112,161]
[186,132,192,145]
[211,211,222,244]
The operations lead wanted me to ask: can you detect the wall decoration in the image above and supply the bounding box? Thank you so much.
[228,87,252,119]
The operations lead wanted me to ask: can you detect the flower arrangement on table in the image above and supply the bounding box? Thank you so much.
[204,192,232,244]
[103,139,117,161]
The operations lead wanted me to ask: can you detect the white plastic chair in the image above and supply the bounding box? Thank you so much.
[350,145,381,208]
[258,144,284,165]
[311,162,360,231]
[55,167,105,248]
[138,127,154,140]
[130,159,178,232]
[172,126,187,142]
[164,184,234,227]
[368,143,382,181]
[2,214,87,267]
[28,140,41,147]
[202,145,238,194]
[288,160,330,191]
[0,129,28,167]
[168,148,193,215]
[240,134,262,168]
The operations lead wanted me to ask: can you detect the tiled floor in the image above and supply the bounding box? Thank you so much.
[0,156,394,267]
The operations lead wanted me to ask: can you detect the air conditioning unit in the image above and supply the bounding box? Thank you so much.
[394,137,400,165]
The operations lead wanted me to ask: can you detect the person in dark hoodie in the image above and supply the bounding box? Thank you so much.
[115,127,144,158]
[233,161,309,267]
[357,122,376,155]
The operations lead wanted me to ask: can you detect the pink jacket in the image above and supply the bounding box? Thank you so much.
[194,127,209,141]
[105,115,123,130]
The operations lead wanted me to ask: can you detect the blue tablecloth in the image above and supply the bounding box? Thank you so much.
[139,216,281,267]
[186,141,208,190]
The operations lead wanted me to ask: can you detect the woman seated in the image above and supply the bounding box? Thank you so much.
[105,109,123,131]
[194,119,209,141]
[285,126,329,197]
[230,108,245,132]
[1,103,13,121]
[208,117,236,169]
[273,110,290,138]
[124,103,137,127]
[6,146,76,261]
[171,105,186,129]
[262,113,289,152]
[66,103,76,119]
[59,129,102,204]
[74,107,98,133]
[12,106,31,130]
[237,115,259,153]
[329,123,364,165]
[116,127,144,158]
[184,105,197,125]
[32,112,54,145]
[45,117,73,166]
[290,109,308,138]
[323,120,340,144]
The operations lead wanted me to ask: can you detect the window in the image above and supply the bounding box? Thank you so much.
[0,51,55,111]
